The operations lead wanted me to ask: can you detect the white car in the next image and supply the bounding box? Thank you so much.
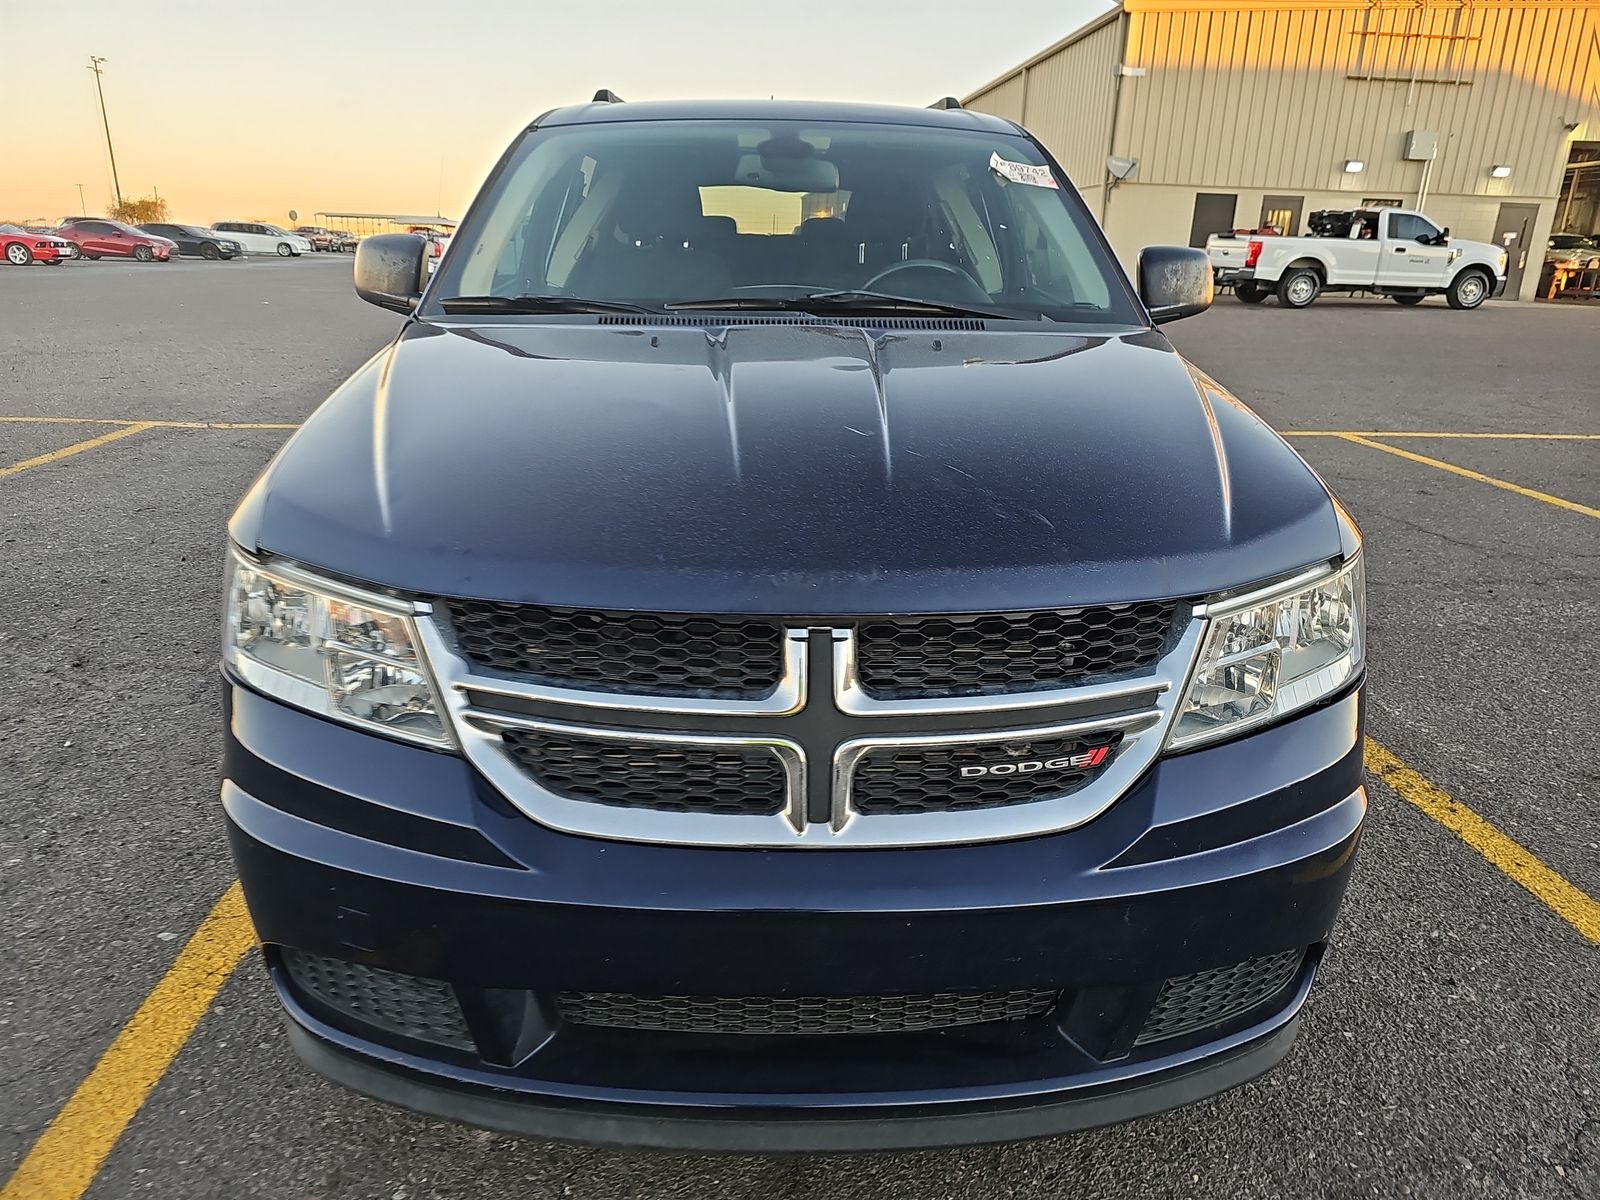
[210,221,312,257]
[1233,207,1507,309]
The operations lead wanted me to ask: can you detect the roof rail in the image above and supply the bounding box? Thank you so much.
[592,89,625,103]
[928,96,962,111]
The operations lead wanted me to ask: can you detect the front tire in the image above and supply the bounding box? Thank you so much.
[1277,267,1322,308]
[1234,281,1269,304]
[276,242,293,257]
[202,243,222,260]
[5,243,33,266]
[1446,270,1490,310]
[133,245,153,262]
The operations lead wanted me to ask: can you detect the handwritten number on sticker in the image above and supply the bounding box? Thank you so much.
[989,152,1059,189]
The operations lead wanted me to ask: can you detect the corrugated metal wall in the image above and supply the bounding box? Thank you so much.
[968,1,1600,204]
[1117,0,1600,201]
[965,11,1124,193]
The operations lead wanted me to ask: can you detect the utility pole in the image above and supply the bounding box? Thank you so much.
[75,183,87,215]
[87,56,122,209]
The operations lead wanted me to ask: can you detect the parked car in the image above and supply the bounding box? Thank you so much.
[293,225,338,252]
[0,224,73,265]
[136,223,243,260]
[406,226,451,271]
[222,96,1366,1152]
[53,219,173,262]
[211,221,311,256]
[21,225,79,259]
[1545,232,1600,270]
[1234,207,1507,308]
[329,229,359,252]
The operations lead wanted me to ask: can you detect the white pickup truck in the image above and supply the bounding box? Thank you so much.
[1228,207,1508,310]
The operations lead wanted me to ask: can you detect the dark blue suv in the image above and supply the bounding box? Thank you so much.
[221,97,1366,1150]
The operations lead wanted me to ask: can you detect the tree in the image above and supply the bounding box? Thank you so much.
[108,195,170,224]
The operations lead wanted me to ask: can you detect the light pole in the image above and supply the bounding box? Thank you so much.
[87,56,122,209]
[75,183,87,215]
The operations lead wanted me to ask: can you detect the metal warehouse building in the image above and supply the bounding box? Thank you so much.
[966,0,1600,300]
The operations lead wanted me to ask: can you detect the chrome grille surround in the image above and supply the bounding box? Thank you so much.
[417,606,1205,849]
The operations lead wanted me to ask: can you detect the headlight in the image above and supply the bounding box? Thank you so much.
[1167,556,1364,751]
[223,550,451,748]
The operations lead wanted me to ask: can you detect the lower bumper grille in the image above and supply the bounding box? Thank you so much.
[850,731,1123,815]
[556,989,1060,1035]
[281,948,473,1051]
[1134,949,1304,1046]
[502,728,787,815]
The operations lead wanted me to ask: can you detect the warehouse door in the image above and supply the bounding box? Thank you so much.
[1260,195,1304,236]
[1492,203,1539,299]
[1188,193,1238,247]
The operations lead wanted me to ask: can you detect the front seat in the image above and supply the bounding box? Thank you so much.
[567,189,733,301]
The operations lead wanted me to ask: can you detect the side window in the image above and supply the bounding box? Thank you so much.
[1388,213,1440,243]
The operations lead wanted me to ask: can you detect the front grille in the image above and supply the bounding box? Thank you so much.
[502,728,786,815]
[556,989,1059,1035]
[850,731,1123,815]
[443,600,784,698]
[854,602,1179,698]
[281,948,473,1050]
[1134,949,1304,1046]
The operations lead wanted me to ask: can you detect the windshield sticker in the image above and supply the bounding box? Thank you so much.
[989,152,1059,189]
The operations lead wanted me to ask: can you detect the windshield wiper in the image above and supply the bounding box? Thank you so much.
[666,291,1011,319]
[438,294,657,315]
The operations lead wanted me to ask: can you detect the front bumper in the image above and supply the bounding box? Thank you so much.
[223,678,1366,1150]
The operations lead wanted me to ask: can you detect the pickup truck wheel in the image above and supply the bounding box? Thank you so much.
[1446,270,1489,310]
[1234,282,1269,304]
[1392,294,1425,306]
[1277,268,1321,308]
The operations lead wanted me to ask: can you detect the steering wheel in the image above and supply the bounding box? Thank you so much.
[861,258,988,304]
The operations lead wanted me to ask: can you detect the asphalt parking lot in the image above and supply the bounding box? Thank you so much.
[2,255,1596,1200]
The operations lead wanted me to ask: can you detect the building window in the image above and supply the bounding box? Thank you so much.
[1362,198,1404,208]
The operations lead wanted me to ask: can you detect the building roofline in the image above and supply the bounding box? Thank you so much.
[962,4,1124,105]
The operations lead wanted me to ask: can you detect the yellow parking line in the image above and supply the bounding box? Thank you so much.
[0,423,158,481]
[1288,431,1600,440]
[1367,741,1600,947]
[1337,433,1599,520]
[0,884,255,1200]
[0,416,300,430]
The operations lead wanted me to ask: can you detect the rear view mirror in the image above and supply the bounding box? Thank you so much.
[1137,245,1213,325]
[733,153,840,194]
[354,234,430,314]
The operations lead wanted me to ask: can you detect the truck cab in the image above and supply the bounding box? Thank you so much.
[1236,207,1507,308]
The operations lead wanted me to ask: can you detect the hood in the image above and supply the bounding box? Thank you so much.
[232,321,1342,614]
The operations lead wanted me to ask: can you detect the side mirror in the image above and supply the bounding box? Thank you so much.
[1137,245,1213,325]
[1439,227,1451,244]
[354,233,430,314]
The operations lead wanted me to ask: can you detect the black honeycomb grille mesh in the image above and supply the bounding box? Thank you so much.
[854,602,1179,698]
[502,729,787,816]
[1134,949,1304,1046]
[443,600,785,698]
[556,989,1059,1035]
[851,732,1123,815]
[281,948,473,1050]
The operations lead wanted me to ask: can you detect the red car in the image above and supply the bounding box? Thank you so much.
[54,218,174,262]
[0,224,72,266]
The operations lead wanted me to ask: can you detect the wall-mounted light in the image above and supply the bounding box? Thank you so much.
[1490,164,1512,178]
[1343,160,1365,173]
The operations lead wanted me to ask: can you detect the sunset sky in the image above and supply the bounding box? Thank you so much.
[6,1,1107,226]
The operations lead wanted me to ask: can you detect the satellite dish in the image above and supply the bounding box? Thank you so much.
[288,209,298,221]
[1106,156,1139,183]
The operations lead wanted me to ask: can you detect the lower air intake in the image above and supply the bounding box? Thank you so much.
[1134,949,1304,1046]
[281,948,473,1051]
[557,989,1059,1035]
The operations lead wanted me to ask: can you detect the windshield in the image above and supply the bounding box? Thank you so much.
[430,119,1139,323]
